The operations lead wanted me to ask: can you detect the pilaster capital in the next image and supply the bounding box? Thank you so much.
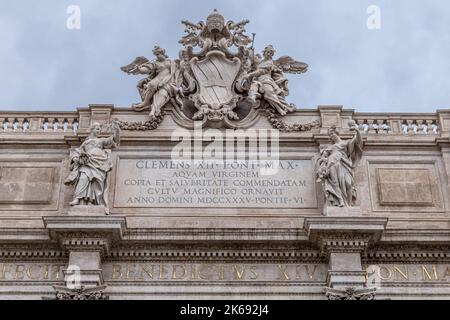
[43,216,127,255]
[304,217,388,256]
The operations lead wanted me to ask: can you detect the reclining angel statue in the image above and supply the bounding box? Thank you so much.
[242,45,308,115]
[121,46,178,118]
[64,121,120,215]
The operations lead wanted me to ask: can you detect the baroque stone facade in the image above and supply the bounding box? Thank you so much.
[0,11,449,300]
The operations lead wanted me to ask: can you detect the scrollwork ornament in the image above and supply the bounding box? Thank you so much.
[325,287,376,300]
[55,286,108,300]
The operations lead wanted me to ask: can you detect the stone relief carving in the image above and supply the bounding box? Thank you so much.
[54,286,108,300]
[64,121,120,215]
[325,287,376,300]
[120,9,318,130]
[121,46,178,118]
[265,109,321,132]
[315,121,363,207]
[244,45,307,115]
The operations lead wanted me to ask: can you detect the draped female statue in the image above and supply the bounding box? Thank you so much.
[64,121,120,214]
[315,121,363,207]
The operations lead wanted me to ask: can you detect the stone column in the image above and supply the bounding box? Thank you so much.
[304,216,387,300]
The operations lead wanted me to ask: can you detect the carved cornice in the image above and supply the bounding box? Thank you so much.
[364,244,450,263]
[304,217,388,254]
[0,250,66,259]
[107,249,324,263]
[319,237,370,255]
[123,227,308,242]
[42,216,127,255]
[381,229,450,243]
[61,237,111,255]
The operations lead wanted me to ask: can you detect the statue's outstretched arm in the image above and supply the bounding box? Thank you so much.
[347,120,363,164]
[101,121,121,149]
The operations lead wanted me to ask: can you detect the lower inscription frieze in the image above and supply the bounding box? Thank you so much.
[0,262,65,281]
[364,264,450,283]
[103,263,328,282]
[0,261,448,285]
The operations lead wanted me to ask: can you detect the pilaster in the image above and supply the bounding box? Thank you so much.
[318,105,343,134]
[43,215,126,291]
[304,216,387,298]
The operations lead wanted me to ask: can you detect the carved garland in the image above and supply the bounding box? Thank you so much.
[264,109,321,132]
[114,108,322,132]
[115,111,166,131]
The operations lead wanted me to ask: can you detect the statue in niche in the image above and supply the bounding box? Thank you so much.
[242,45,308,115]
[315,121,363,207]
[64,121,120,214]
[121,46,178,118]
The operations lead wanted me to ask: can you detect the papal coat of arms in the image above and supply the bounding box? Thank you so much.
[120,9,315,130]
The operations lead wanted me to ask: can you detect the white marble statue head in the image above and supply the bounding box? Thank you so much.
[90,122,101,137]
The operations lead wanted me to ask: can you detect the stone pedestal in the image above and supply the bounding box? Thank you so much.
[323,206,362,217]
[67,205,108,216]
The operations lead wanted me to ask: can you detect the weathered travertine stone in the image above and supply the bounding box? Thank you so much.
[0,11,449,301]
[113,159,317,209]
[376,168,433,206]
[0,167,54,204]
[120,9,311,130]
[121,46,178,118]
[323,206,362,217]
[53,285,108,300]
[67,205,109,216]
[315,121,363,209]
[65,121,120,215]
[325,287,376,300]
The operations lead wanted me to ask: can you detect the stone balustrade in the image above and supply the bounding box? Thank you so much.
[0,109,445,137]
[353,114,440,135]
[0,112,79,133]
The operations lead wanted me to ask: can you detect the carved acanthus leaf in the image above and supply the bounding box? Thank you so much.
[325,287,376,300]
[55,286,108,300]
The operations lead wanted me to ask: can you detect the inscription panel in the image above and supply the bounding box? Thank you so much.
[114,159,317,209]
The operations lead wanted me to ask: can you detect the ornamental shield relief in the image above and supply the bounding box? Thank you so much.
[190,51,241,122]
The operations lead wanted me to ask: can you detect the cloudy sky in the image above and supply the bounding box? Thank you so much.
[0,0,449,112]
